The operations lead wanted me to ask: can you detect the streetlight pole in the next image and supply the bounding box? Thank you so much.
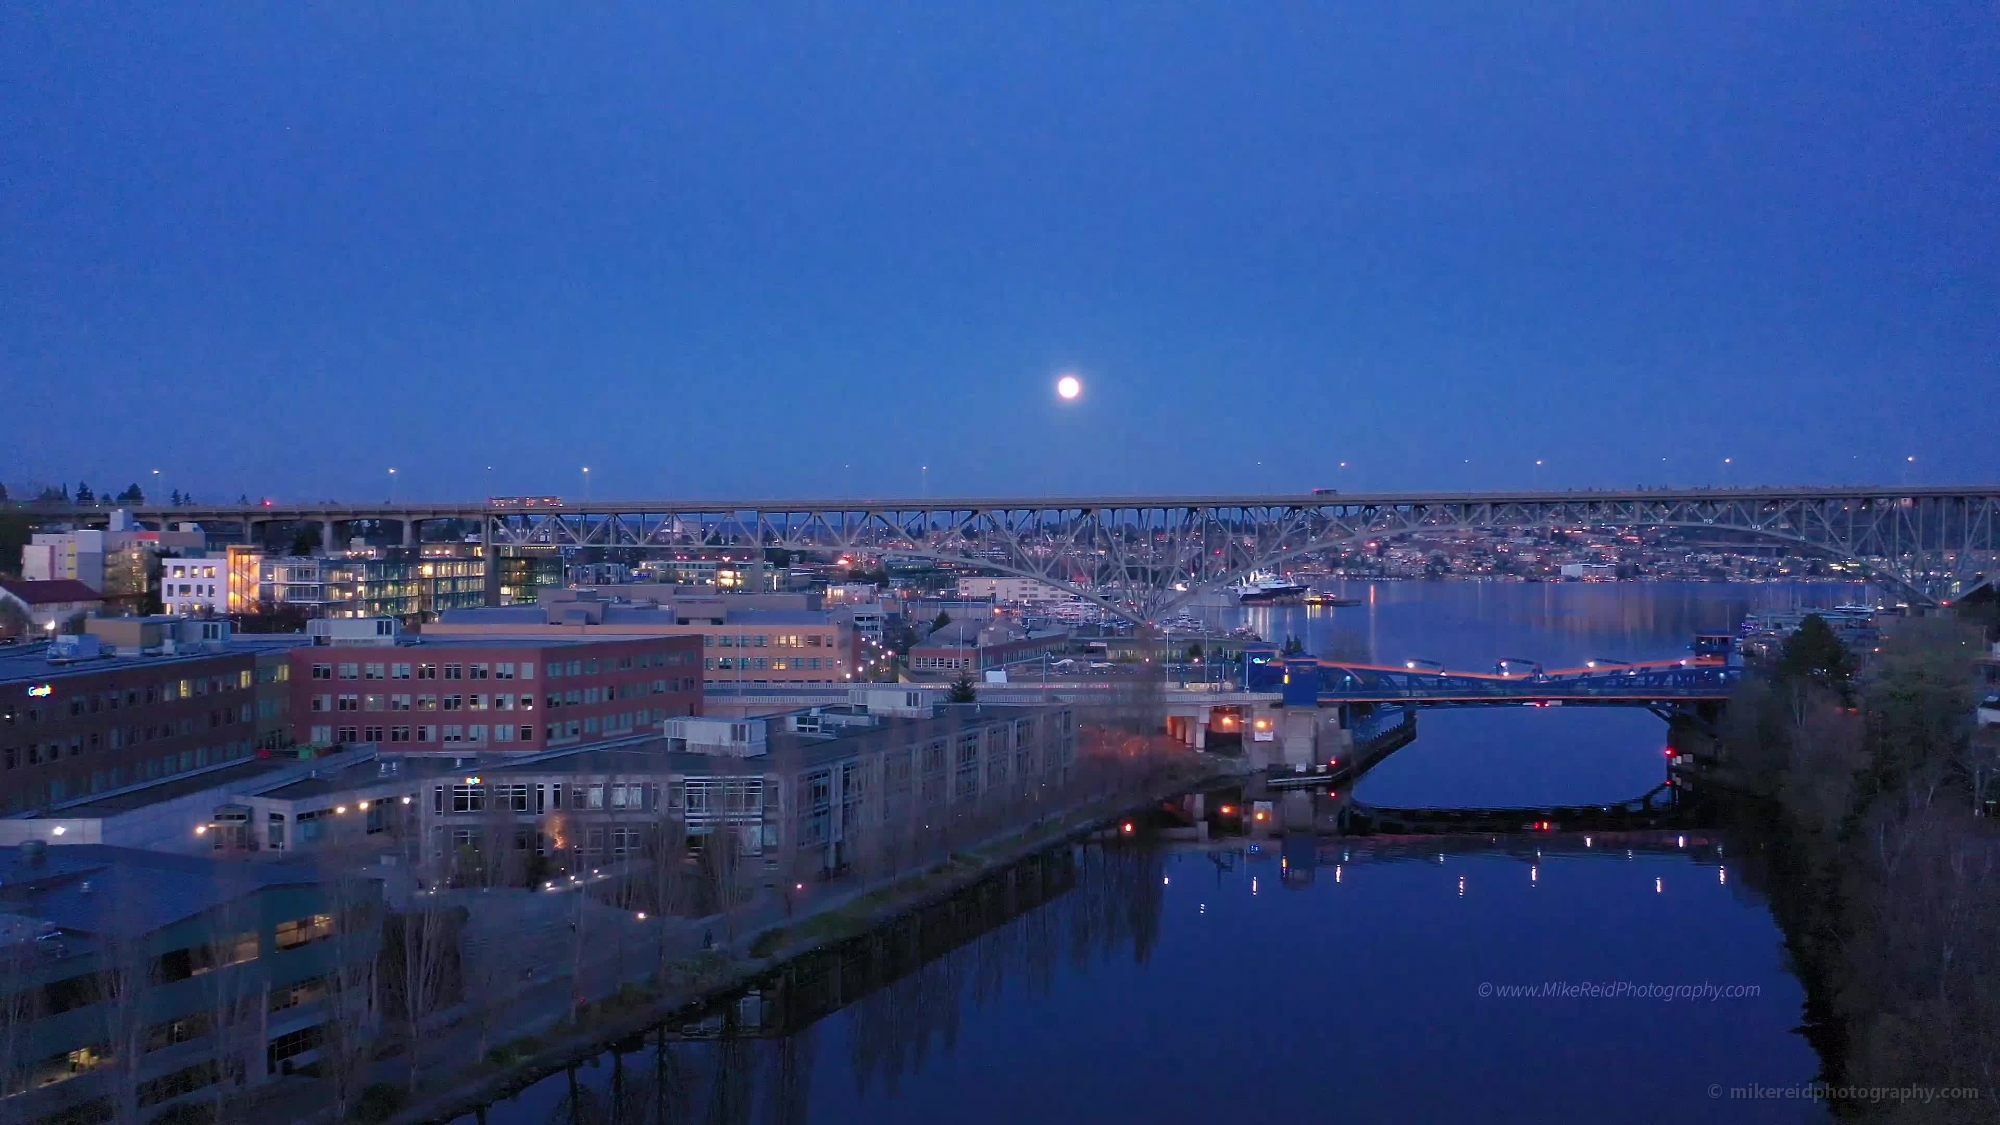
[388,468,397,504]
[582,467,591,504]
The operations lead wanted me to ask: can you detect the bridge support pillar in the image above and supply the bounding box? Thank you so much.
[402,519,418,548]
[482,535,499,607]
[1193,717,1206,750]
[1282,711,1316,769]
[319,520,337,553]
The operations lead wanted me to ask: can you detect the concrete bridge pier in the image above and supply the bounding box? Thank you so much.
[402,518,419,547]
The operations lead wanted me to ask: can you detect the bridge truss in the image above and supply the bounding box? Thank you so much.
[478,489,2000,622]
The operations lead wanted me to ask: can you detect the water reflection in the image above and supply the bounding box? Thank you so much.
[479,828,1821,1125]
[472,585,1835,1125]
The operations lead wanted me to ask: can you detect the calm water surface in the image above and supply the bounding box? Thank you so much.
[480,583,1855,1124]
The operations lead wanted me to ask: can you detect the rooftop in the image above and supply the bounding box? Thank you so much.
[0,635,311,687]
[0,579,104,605]
[434,603,836,629]
[0,844,323,943]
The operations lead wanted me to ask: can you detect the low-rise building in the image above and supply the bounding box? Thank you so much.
[907,626,1071,677]
[19,511,206,614]
[0,620,309,813]
[160,556,227,617]
[287,618,702,756]
[0,580,106,636]
[428,590,858,684]
[240,546,487,623]
[412,688,1076,884]
[0,843,384,1123]
[953,576,1070,605]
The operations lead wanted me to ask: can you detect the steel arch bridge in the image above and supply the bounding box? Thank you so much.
[107,486,2000,624]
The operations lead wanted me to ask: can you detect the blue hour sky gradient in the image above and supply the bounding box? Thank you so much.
[3,3,1995,503]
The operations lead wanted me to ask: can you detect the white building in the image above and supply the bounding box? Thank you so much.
[955,576,1069,605]
[161,556,226,616]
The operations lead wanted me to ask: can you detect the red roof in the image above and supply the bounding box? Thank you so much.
[0,579,105,605]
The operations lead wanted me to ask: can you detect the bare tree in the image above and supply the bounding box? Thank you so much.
[394,825,456,1094]
[0,944,44,1125]
[200,859,261,1124]
[314,853,383,1124]
[97,891,155,1125]
[648,799,689,983]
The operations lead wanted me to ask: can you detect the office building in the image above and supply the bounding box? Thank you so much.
[412,688,1075,883]
[159,557,226,618]
[0,843,383,1123]
[0,619,308,814]
[428,589,858,684]
[287,617,702,754]
[239,546,487,623]
[19,511,206,614]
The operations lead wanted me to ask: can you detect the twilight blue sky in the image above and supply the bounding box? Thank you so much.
[4,3,1995,503]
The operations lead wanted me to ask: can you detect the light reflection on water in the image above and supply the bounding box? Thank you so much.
[472,584,1838,1125]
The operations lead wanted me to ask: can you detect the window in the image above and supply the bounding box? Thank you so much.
[495,724,514,742]
[391,663,412,679]
[311,664,331,680]
[470,663,488,679]
[417,695,437,711]
[364,726,385,742]
[443,725,464,743]
[267,1026,323,1071]
[336,695,359,711]
[443,694,462,711]
[468,724,487,742]
[391,694,411,711]
[391,725,410,742]
[336,726,358,743]
[495,662,515,680]
[274,913,334,949]
[418,663,437,680]
[444,663,463,680]
[337,663,359,680]
[311,695,331,712]
[364,663,385,679]
[517,724,535,741]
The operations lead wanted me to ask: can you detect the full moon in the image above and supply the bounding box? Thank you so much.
[1056,374,1081,400]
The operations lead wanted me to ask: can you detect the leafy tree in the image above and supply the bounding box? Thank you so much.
[1775,614,1856,701]
[289,525,323,556]
[0,598,30,640]
[1281,634,1305,656]
[1186,641,1203,662]
[1860,616,1980,797]
[0,481,8,502]
[947,671,978,703]
[115,483,143,504]
[930,610,952,634]
[238,493,249,505]
[170,489,183,506]
[74,482,94,506]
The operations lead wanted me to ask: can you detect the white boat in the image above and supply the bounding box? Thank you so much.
[1231,570,1309,604]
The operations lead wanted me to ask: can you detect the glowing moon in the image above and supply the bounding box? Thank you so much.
[1056,374,1081,400]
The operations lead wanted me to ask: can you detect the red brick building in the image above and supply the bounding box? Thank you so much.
[289,634,702,753]
[1,640,297,813]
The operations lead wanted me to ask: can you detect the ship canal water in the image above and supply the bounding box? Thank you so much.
[468,582,1864,1124]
